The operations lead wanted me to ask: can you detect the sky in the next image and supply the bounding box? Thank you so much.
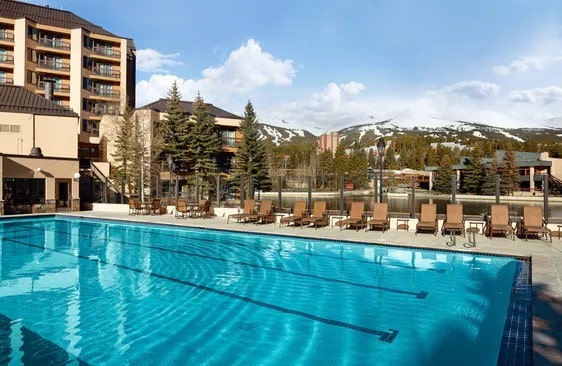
[27,0,562,133]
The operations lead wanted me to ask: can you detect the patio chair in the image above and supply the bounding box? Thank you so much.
[335,202,365,231]
[175,199,190,219]
[190,199,211,218]
[246,200,275,224]
[280,200,307,227]
[441,204,465,237]
[128,198,140,215]
[365,202,390,232]
[487,204,514,240]
[227,200,255,223]
[148,198,162,215]
[416,203,438,235]
[521,206,551,242]
[301,201,328,229]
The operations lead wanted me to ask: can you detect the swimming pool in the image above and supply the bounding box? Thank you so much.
[0,216,531,365]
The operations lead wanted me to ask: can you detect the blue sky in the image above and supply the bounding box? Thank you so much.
[33,0,562,132]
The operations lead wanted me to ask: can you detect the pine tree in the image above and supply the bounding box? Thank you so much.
[481,158,499,195]
[333,144,349,179]
[190,93,221,180]
[348,148,368,189]
[460,143,485,194]
[383,144,398,169]
[161,81,189,167]
[111,106,135,187]
[234,100,272,195]
[433,154,453,193]
[317,150,335,189]
[501,145,519,195]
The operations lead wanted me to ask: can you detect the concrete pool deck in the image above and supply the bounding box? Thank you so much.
[64,207,562,365]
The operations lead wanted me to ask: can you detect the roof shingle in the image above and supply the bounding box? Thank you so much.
[140,98,241,119]
[0,85,79,117]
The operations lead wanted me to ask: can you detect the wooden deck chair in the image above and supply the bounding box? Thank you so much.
[335,202,365,231]
[280,200,307,227]
[247,200,275,224]
[488,204,514,240]
[441,204,465,236]
[301,201,328,229]
[128,198,139,215]
[190,199,211,218]
[149,198,162,215]
[521,206,551,242]
[365,202,390,232]
[175,199,190,218]
[416,203,438,235]
[227,200,255,223]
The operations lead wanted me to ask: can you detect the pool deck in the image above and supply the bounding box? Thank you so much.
[64,208,562,365]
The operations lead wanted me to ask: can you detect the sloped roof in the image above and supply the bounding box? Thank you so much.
[140,98,241,119]
[0,85,78,117]
[0,0,116,37]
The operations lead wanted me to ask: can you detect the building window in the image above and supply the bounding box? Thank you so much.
[91,121,99,137]
[220,130,236,147]
[0,124,9,132]
[10,125,20,133]
[3,178,46,205]
[82,119,90,132]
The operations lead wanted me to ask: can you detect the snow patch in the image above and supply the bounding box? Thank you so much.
[499,130,524,142]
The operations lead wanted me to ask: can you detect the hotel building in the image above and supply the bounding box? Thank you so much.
[0,0,136,166]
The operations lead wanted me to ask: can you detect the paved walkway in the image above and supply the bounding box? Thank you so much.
[66,209,562,365]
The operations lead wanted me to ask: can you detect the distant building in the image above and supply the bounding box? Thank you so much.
[318,132,339,156]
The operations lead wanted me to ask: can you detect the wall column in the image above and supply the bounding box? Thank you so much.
[529,167,535,191]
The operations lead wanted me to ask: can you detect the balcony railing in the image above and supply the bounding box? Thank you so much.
[0,55,14,65]
[38,37,70,51]
[88,86,120,98]
[0,77,13,85]
[90,67,120,78]
[0,31,14,42]
[90,46,121,58]
[221,136,241,147]
[87,104,118,115]
[37,80,70,93]
[37,59,70,72]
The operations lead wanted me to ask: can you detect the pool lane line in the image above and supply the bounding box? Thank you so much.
[3,236,400,343]
[7,228,429,300]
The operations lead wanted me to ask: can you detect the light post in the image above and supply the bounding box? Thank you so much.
[376,137,386,203]
[167,154,174,204]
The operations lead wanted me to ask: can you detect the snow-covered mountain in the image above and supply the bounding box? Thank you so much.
[258,115,562,146]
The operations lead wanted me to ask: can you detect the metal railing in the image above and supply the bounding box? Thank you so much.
[0,31,14,42]
[37,59,70,72]
[91,67,120,78]
[37,80,70,93]
[90,46,121,58]
[38,37,70,51]
[88,86,120,98]
[0,77,13,85]
[87,103,118,115]
[0,55,14,64]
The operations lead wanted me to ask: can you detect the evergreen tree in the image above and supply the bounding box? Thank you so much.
[383,144,398,169]
[234,100,272,195]
[348,148,368,189]
[425,146,438,167]
[111,106,135,187]
[433,154,453,193]
[190,93,221,182]
[333,144,349,179]
[460,143,485,194]
[317,150,335,190]
[161,82,189,167]
[481,158,499,195]
[501,145,519,195]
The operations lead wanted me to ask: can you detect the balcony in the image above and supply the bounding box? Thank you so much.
[37,59,70,72]
[90,46,121,59]
[221,136,241,147]
[0,31,14,43]
[88,86,120,98]
[0,77,13,85]
[0,55,14,65]
[38,37,70,51]
[90,67,120,79]
[37,80,70,93]
[87,103,118,116]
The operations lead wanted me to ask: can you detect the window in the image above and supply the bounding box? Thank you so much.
[91,121,99,137]
[3,178,46,205]
[27,26,38,41]
[1,124,21,133]
[82,119,90,132]
[10,125,20,133]
[220,130,236,146]
[0,124,9,132]
[0,49,6,62]
[0,28,7,40]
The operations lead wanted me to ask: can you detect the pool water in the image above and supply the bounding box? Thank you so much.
[0,216,527,365]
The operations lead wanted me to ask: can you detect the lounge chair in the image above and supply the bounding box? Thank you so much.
[280,200,307,227]
[365,202,390,232]
[335,202,365,231]
[301,201,328,229]
[128,198,140,215]
[175,199,190,219]
[246,200,275,224]
[416,203,438,235]
[487,204,514,240]
[521,206,551,242]
[148,198,162,215]
[441,204,465,236]
[227,199,255,223]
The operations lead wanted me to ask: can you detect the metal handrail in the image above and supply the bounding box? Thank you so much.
[0,77,13,85]
[0,55,14,64]
[90,46,121,58]
[37,59,70,71]
[37,80,70,93]
[0,32,14,42]
[88,86,120,98]
[38,37,70,51]
[91,67,120,78]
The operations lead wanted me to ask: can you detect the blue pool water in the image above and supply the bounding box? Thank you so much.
[0,216,528,365]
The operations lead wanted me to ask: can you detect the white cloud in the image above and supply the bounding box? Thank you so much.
[508,86,562,104]
[340,81,366,95]
[136,39,295,106]
[428,80,500,99]
[136,49,183,73]
[493,57,552,76]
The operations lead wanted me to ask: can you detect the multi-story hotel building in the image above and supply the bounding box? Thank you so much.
[0,0,136,166]
[318,131,340,156]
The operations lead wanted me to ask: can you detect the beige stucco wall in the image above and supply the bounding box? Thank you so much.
[541,152,562,180]
[2,155,80,200]
[0,111,78,158]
